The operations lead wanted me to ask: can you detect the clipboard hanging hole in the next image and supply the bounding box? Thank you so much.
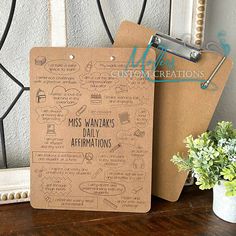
[110,56,116,61]
[69,54,75,60]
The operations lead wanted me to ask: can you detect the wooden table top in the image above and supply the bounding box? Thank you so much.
[0,186,235,236]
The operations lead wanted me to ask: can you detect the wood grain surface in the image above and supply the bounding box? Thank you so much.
[0,186,235,235]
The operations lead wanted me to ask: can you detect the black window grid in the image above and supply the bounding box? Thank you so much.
[0,0,150,169]
[0,0,30,169]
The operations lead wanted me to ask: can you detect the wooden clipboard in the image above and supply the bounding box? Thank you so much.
[30,47,155,212]
[113,21,233,201]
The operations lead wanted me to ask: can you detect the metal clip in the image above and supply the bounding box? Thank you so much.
[149,33,201,62]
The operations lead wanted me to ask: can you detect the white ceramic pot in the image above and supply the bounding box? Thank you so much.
[213,181,236,223]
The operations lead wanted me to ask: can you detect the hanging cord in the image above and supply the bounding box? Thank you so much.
[96,0,147,44]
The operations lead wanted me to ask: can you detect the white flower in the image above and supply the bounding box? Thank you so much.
[229,156,236,162]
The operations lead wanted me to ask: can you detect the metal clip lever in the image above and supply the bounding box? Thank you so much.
[149,33,201,62]
[201,56,226,89]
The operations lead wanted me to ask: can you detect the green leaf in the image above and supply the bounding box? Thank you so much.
[171,121,236,196]
[224,179,236,196]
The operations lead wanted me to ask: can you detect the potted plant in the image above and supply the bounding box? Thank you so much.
[171,121,236,223]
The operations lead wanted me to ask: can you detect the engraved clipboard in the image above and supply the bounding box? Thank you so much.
[30,47,155,212]
[114,21,233,202]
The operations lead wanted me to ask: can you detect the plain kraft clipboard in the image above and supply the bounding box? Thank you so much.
[113,21,233,202]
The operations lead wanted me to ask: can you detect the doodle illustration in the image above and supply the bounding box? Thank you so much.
[110,143,122,153]
[76,105,87,116]
[90,93,102,104]
[85,61,93,72]
[119,112,130,125]
[132,186,143,194]
[134,129,145,137]
[44,195,51,203]
[35,56,46,66]
[133,157,145,170]
[46,124,56,135]
[34,167,46,178]
[85,153,94,164]
[36,89,46,103]
[103,198,118,209]
[91,168,103,179]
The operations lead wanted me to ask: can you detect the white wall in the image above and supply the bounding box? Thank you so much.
[0,0,49,168]
[205,0,236,129]
[0,0,170,167]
